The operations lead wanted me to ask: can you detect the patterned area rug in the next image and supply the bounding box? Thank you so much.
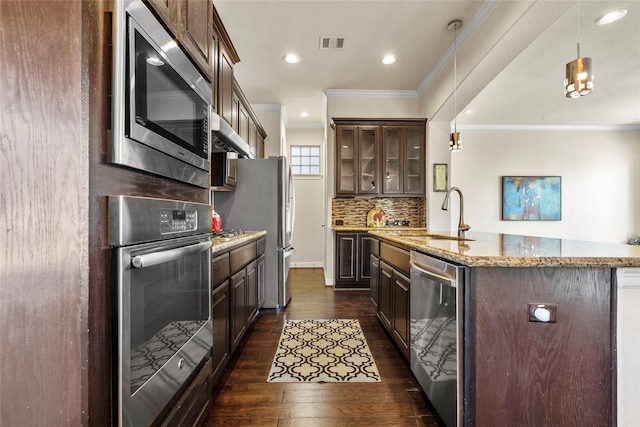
[267,319,381,382]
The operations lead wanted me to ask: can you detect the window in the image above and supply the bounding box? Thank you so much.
[290,145,320,175]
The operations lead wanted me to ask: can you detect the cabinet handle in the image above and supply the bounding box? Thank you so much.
[386,171,391,183]
[371,180,375,189]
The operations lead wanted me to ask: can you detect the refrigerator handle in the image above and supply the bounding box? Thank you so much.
[284,246,295,257]
[288,164,296,244]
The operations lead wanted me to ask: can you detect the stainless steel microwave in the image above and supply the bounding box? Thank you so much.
[110,0,211,188]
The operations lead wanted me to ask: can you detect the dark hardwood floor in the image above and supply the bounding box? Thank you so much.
[204,268,441,427]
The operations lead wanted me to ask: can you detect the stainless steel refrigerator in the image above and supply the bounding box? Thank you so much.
[214,156,295,308]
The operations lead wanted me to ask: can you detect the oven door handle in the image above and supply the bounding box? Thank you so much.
[410,259,457,287]
[131,241,212,269]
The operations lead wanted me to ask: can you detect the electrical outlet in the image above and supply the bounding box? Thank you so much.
[528,303,558,323]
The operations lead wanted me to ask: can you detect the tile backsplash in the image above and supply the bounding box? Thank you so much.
[332,197,426,227]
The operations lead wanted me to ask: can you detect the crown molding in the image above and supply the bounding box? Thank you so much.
[324,89,417,98]
[458,124,640,132]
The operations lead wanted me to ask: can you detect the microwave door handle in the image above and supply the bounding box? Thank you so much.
[131,241,212,269]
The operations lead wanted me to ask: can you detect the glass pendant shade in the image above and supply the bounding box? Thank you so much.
[564,56,593,98]
[449,132,462,152]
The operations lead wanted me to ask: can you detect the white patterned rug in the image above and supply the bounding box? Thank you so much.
[267,319,381,383]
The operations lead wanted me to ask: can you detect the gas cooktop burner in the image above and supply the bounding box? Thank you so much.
[212,229,246,240]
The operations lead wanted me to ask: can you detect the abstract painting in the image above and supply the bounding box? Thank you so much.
[502,176,561,221]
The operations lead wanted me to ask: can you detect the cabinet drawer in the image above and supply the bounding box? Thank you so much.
[231,242,256,274]
[212,252,230,286]
[380,242,410,275]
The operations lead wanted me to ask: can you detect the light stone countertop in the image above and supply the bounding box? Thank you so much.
[332,225,425,232]
[367,230,640,268]
[211,230,267,253]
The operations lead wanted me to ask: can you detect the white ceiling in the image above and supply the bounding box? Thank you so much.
[214,0,640,130]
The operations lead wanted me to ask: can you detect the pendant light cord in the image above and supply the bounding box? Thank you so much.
[453,24,458,133]
[576,0,581,57]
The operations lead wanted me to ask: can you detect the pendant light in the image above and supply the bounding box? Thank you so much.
[564,1,593,98]
[448,20,463,151]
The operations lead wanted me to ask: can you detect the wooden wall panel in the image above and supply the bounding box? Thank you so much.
[0,1,86,425]
[467,267,612,426]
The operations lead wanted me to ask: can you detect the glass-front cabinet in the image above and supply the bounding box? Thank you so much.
[334,118,425,197]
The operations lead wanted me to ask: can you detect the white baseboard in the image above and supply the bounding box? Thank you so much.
[290,262,324,268]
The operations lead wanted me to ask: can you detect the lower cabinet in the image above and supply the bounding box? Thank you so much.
[369,254,380,309]
[376,242,411,359]
[335,231,376,288]
[210,236,264,386]
[211,280,229,383]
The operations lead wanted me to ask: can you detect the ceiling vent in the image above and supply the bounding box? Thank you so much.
[320,36,346,50]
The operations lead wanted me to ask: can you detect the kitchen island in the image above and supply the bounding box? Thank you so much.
[368,229,640,427]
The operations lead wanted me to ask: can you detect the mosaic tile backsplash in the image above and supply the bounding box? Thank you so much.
[332,197,426,227]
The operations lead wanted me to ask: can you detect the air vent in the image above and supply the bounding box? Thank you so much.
[320,36,346,50]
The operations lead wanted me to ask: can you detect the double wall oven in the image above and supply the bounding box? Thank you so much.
[109,196,213,426]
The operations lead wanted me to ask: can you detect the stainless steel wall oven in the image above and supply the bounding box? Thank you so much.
[109,196,212,426]
[110,0,211,188]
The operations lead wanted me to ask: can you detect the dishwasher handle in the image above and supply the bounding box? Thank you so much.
[132,240,212,269]
[410,258,458,287]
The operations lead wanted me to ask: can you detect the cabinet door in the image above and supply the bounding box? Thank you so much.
[382,127,403,194]
[370,255,380,309]
[146,0,179,35]
[378,261,393,331]
[238,99,250,141]
[257,254,265,306]
[335,126,358,195]
[246,260,258,323]
[211,153,237,189]
[335,233,358,283]
[358,127,380,195]
[392,270,410,358]
[403,126,425,195]
[359,235,374,281]
[218,44,234,125]
[180,0,210,78]
[230,269,246,352]
[211,281,229,381]
[248,120,257,157]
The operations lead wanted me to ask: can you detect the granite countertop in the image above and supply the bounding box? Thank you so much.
[211,230,267,253]
[332,225,425,232]
[367,230,640,268]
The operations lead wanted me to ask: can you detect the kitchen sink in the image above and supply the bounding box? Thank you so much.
[396,231,475,242]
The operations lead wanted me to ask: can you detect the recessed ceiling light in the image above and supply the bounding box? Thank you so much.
[463,109,476,115]
[300,112,309,118]
[283,53,301,64]
[595,9,627,25]
[382,55,396,65]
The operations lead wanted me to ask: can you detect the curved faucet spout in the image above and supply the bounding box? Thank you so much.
[441,187,470,236]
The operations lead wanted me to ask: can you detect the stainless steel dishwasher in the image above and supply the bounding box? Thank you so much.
[410,251,465,427]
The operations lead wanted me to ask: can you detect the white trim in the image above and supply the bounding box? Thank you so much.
[324,89,417,98]
[417,1,499,95]
[288,122,325,129]
[458,124,640,132]
[251,103,281,111]
[291,262,324,268]
[618,268,640,289]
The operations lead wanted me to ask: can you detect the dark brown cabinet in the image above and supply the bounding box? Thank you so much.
[146,0,212,80]
[211,152,237,190]
[333,118,426,197]
[377,242,411,359]
[335,232,376,288]
[335,125,380,195]
[210,237,263,384]
[370,254,380,309]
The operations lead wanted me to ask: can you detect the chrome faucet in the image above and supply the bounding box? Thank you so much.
[441,187,470,236]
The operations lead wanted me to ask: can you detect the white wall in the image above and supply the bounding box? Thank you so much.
[287,127,325,267]
[325,94,421,285]
[253,105,284,158]
[444,129,640,243]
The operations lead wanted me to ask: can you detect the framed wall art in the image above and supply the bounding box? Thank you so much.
[433,163,448,192]
[501,176,561,221]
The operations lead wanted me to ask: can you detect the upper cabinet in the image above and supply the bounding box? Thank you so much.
[333,118,426,197]
[146,0,212,81]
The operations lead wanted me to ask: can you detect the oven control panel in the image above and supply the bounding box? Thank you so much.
[160,208,198,234]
